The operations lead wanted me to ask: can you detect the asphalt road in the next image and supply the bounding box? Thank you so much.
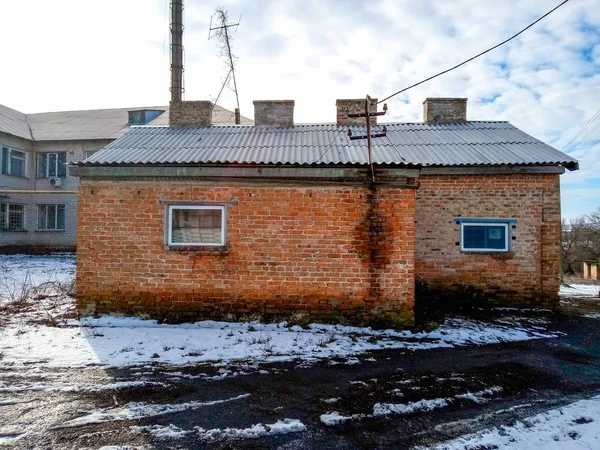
[2,315,600,450]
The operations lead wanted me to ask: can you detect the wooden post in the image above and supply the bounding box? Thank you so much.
[583,261,590,279]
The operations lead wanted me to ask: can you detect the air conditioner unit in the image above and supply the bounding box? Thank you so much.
[49,177,63,187]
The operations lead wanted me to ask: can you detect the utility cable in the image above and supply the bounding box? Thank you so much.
[561,107,600,151]
[578,139,600,159]
[314,129,344,164]
[378,0,571,105]
[384,131,407,162]
[567,120,600,154]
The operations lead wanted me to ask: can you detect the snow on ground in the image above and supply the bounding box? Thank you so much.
[132,418,307,441]
[58,394,250,428]
[560,283,600,298]
[0,315,562,370]
[320,387,503,425]
[0,253,75,293]
[0,253,563,370]
[427,395,600,450]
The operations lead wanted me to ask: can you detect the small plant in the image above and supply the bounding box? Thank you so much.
[162,345,173,352]
[260,341,275,355]
[120,346,134,353]
[286,312,311,329]
[247,325,257,332]
[316,332,337,347]
[186,348,204,357]
[367,336,379,344]
[245,333,272,346]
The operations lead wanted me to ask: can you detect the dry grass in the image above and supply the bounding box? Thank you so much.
[0,268,76,328]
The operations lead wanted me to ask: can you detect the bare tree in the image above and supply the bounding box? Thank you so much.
[562,207,600,276]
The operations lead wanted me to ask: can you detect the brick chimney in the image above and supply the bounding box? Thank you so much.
[423,98,467,124]
[336,98,378,126]
[169,101,213,128]
[253,100,295,127]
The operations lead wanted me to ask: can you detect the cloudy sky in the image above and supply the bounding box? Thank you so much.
[1,0,598,219]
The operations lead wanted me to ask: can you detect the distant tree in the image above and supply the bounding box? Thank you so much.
[562,207,600,276]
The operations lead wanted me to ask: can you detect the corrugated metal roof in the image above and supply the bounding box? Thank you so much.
[0,104,251,142]
[0,104,32,140]
[82,122,578,168]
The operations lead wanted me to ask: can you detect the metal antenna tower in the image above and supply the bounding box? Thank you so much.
[209,8,241,123]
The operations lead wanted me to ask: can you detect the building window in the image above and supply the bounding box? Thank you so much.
[167,205,226,246]
[128,109,165,125]
[37,204,65,230]
[455,218,517,252]
[0,203,25,231]
[37,152,67,178]
[461,223,509,252]
[84,150,99,159]
[1,146,27,177]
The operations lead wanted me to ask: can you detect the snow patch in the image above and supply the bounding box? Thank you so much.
[132,424,191,440]
[320,411,355,426]
[59,394,250,427]
[560,284,600,298]
[373,398,449,416]
[426,395,600,450]
[195,419,307,441]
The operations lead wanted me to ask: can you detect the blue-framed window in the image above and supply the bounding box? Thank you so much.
[1,146,27,177]
[454,218,516,253]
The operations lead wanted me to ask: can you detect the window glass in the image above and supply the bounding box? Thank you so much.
[1,203,25,230]
[37,152,67,178]
[48,153,57,177]
[37,204,66,230]
[169,206,224,246]
[462,224,508,251]
[3,147,26,177]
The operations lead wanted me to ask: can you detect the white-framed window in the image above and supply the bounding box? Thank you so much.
[0,203,25,231]
[84,150,99,159]
[1,146,27,177]
[460,222,510,252]
[167,205,226,246]
[37,204,65,230]
[37,152,67,178]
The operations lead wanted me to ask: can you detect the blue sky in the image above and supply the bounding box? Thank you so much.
[0,0,598,220]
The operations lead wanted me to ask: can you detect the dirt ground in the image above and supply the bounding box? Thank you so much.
[1,295,600,450]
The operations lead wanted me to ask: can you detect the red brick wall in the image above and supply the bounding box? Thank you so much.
[415,173,561,308]
[76,183,415,325]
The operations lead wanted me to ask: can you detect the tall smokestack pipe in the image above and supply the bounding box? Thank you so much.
[170,0,184,102]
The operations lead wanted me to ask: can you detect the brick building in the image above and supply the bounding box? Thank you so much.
[0,103,250,251]
[72,98,578,326]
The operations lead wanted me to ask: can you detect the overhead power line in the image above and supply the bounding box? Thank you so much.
[377,0,571,105]
[562,107,600,151]
[578,139,600,159]
[314,129,344,164]
[568,120,600,154]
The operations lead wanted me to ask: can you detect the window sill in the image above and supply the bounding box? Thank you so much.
[35,229,65,232]
[0,174,28,179]
[461,249,510,253]
[165,245,230,255]
[0,229,28,232]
